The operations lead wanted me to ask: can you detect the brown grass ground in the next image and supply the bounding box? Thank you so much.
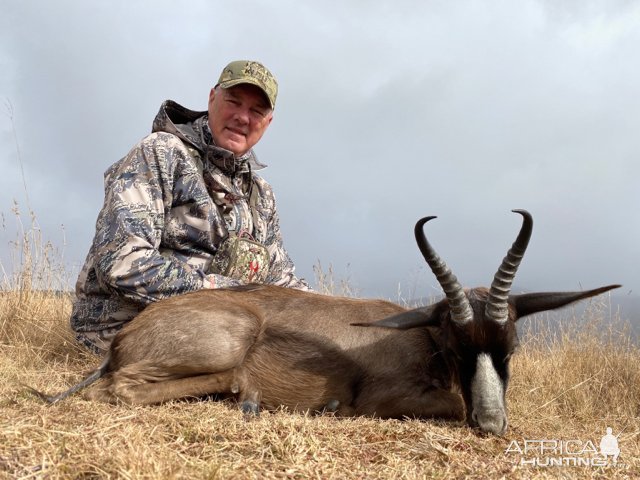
[0,219,638,479]
[1,285,638,480]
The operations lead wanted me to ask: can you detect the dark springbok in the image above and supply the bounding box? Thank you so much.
[30,210,619,435]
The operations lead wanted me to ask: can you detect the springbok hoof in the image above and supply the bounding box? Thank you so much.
[324,399,340,413]
[240,400,260,417]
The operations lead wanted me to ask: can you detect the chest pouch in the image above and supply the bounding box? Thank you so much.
[210,230,270,283]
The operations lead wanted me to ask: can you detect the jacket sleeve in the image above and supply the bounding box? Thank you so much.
[92,134,220,304]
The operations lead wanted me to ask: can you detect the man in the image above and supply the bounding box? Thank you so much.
[71,60,310,354]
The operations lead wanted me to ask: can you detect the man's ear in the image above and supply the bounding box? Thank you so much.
[208,87,217,106]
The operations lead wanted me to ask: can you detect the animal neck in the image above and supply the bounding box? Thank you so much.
[424,328,458,390]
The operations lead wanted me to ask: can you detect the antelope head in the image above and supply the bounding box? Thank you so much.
[358,210,619,435]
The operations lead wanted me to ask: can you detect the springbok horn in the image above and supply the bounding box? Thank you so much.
[485,209,533,323]
[415,216,473,325]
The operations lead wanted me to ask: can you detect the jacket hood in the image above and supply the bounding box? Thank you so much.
[151,100,267,175]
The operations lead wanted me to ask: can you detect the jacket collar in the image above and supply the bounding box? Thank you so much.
[152,100,267,176]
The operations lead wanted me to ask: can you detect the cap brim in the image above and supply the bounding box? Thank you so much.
[218,79,274,109]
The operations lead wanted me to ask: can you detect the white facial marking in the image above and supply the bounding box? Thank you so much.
[471,353,507,434]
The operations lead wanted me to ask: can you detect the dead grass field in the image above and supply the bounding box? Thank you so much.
[1,215,639,479]
[1,283,638,479]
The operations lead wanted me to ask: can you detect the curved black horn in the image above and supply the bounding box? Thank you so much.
[485,209,533,323]
[415,216,473,325]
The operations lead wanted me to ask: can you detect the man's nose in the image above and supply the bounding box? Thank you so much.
[234,109,250,125]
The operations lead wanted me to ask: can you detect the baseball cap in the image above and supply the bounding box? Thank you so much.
[217,60,278,109]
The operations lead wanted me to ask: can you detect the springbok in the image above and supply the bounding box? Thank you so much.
[31,210,619,435]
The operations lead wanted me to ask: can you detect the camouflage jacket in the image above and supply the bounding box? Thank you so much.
[71,100,310,347]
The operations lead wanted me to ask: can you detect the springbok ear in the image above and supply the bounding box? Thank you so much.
[509,284,621,321]
[351,305,441,330]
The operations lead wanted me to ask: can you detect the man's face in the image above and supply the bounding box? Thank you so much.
[207,84,273,156]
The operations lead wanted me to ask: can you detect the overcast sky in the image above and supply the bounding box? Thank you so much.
[1,0,638,305]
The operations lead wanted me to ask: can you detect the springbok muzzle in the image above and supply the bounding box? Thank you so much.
[471,353,508,435]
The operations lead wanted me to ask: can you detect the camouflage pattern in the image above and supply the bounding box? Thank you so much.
[210,233,270,283]
[217,60,278,109]
[71,100,309,354]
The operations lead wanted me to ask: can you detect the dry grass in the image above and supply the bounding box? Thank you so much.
[1,214,639,479]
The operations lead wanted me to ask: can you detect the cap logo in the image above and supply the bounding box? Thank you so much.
[242,61,275,87]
